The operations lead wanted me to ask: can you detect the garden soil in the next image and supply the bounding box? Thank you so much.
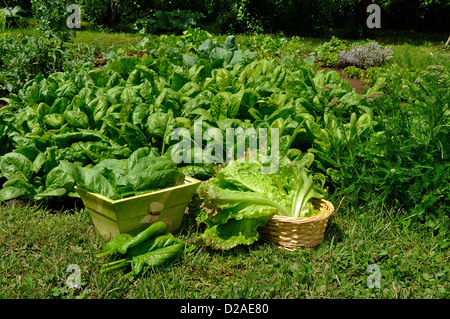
[316,66,370,94]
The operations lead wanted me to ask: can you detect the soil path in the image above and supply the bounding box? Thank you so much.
[316,66,370,95]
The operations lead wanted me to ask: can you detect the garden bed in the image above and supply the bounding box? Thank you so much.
[316,66,370,94]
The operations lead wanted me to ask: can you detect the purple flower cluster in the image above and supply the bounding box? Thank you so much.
[338,42,393,69]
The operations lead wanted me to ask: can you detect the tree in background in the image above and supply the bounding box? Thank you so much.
[9,0,447,36]
[31,0,76,39]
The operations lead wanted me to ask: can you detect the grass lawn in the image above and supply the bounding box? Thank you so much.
[72,30,146,51]
[0,29,449,299]
[1,196,448,299]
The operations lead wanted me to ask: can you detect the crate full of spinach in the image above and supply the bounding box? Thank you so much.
[61,148,201,238]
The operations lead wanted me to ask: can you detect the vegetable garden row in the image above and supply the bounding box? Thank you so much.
[1,30,449,280]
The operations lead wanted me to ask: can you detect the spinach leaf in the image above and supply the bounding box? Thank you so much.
[61,152,185,199]
[130,240,184,276]
[101,221,168,255]
[60,160,117,199]
[0,152,34,181]
[120,156,185,192]
[98,222,186,278]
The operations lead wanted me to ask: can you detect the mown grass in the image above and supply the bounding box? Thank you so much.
[1,196,448,299]
[72,30,146,51]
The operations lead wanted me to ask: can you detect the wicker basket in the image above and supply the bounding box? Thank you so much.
[258,198,335,251]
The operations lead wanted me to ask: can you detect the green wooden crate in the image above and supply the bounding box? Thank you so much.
[75,177,201,238]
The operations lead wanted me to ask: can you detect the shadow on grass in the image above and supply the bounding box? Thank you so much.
[323,218,345,244]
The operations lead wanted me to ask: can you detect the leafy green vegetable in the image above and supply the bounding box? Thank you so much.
[60,160,118,199]
[0,31,360,205]
[290,167,327,218]
[0,152,34,181]
[195,158,327,250]
[129,237,185,276]
[100,221,168,255]
[119,155,185,193]
[61,149,185,199]
[98,221,186,278]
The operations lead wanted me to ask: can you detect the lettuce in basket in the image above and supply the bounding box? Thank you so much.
[195,158,327,250]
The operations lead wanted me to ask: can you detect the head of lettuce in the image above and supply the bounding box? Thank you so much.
[195,157,328,250]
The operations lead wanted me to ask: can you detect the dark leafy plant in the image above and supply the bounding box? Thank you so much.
[0,10,5,35]
[0,6,26,31]
[233,0,264,33]
[328,64,449,220]
[133,9,205,34]
[2,1,32,15]
[313,36,349,67]
[0,35,93,95]
[98,221,186,278]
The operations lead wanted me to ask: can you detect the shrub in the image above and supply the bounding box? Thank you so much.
[77,0,205,31]
[0,9,5,34]
[230,0,333,36]
[1,6,26,29]
[338,42,393,69]
[233,0,264,33]
[330,65,449,220]
[3,1,32,15]
[76,0,140,30]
